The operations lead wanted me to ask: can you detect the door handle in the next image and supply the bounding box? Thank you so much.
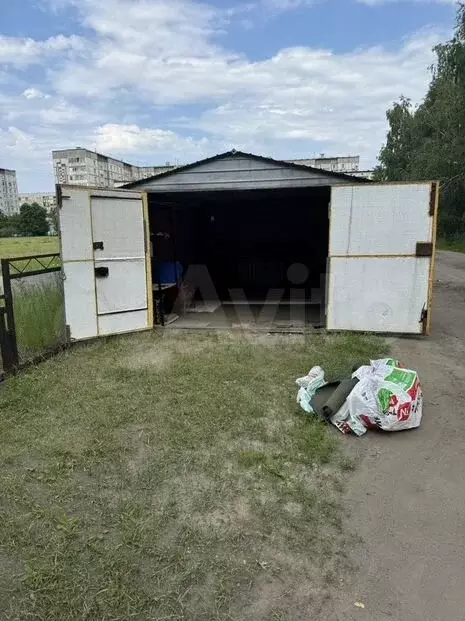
[93,241,104,250]
[95,267,109,278]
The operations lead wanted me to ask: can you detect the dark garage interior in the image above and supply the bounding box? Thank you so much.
[147,186,330,330]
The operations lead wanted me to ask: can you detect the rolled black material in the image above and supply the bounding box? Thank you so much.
[310,377,359,421]
[322,377,359,419]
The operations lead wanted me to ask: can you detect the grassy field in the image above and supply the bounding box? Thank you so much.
[437,237,465,253]
[0,236,59,259]
[0,330,389,620]
[13,278,66,360]
[0,237,64,362]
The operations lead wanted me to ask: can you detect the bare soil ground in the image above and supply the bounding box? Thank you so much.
[320,250,465,621]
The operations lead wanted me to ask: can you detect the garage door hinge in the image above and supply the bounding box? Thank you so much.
[416,242,433,257]
[55,184,70,209]
[429,183,438,216]
[420,305,428,332]
[56,184,62,209]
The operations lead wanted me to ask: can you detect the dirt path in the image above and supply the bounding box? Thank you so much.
[323,251,465,621]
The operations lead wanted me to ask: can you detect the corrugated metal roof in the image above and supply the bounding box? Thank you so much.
[121,150,370,189]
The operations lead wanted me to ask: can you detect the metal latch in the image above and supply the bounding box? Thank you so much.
[95,266,109,278]
[93,241,104,250]
[420,305,428,333]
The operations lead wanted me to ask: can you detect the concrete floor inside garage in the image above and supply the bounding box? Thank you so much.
[164,301,324,331]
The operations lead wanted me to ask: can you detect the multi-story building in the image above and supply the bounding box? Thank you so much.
[19,192,57,211]
[350,170,375,180]
[52,148,174,188]
[287,155,360,174]
[0,168,20,216]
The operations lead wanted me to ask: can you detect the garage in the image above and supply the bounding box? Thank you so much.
[144,185,332,330]
[58,150,438,340]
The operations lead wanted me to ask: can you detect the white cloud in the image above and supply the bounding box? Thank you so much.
[0,34,84,67]
[224,3,258,17]
[93,123,211,157]
[262,0,314,10]
[22,88,49,100]
[0,126,53,168]
[358,0,455,4]
[0,0,453,190]
[191,31,442,163]
[50,0,243,101]
[3,89,98,125]
[48,0,442,124]
[39,100,92,124]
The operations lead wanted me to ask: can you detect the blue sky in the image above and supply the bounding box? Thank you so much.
[0,0,457,192]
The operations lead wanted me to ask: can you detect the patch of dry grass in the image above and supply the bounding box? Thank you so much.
[12,275,66,360]
[0,330,388,620]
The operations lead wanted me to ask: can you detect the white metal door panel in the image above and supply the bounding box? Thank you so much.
[94,259,147,314]
[327,257,429,333]
[59,187,93,261]
[327,182,436,334]
[91,197,145,259]
[90,192,148,320]
[63,262,98,340]
[330,184,432,256]
[59,186,151,340]
[98,309,148,336]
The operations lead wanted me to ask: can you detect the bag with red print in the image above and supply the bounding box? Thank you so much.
[345,358,423,435]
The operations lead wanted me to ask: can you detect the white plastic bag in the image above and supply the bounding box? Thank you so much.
[330,401,368,437]
[296,366,326,414]
[346,358,423,433]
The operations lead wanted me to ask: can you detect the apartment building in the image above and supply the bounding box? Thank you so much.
[19,192,57,211]
[52,148,174,188]
[52,149,367,190]
[350,169,375,180]
[287,155,360,174]
[0,168,20,216]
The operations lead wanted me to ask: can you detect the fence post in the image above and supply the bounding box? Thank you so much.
[0,307,9,376]
[1,259,19,372]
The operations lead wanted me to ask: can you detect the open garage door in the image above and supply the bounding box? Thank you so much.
[59,186,152,340]
[327,182,438,334]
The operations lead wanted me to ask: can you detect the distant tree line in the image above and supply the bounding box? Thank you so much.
[374,4,465,239]
[0,203,58,238]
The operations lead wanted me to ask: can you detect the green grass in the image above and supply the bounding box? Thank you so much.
[13,279,66,359]
[0,236,59,259]
[437,237,465,253]
[0,330,389,620]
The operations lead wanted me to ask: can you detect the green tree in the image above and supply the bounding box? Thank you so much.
[19,202,49,236]
[376,4,465,237]
[48,206,59,235]
[0,212,21,238]
[374,97,417,182]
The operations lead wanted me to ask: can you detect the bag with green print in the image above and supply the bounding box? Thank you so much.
[345,358,423,435]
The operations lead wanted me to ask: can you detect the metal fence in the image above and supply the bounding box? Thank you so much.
[0,253,66,375]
